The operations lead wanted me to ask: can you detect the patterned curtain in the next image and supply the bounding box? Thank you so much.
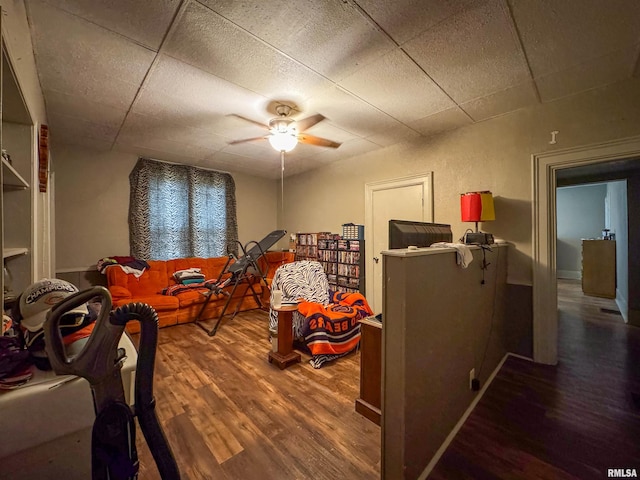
[129,158,238,260]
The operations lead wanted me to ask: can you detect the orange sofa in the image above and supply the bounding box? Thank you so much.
[105,251,294,334]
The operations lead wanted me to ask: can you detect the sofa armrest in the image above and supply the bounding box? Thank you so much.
[109,285,133,303]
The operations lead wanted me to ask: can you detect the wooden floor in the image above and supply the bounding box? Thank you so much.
[131,310,380,479]
[430,279,640,479]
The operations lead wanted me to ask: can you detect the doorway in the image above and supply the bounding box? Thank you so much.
[556,180,628,321]
[364,173,433,313]
[532,135,640,365]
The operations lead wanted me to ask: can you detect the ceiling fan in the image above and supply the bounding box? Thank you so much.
[228,103,341,153]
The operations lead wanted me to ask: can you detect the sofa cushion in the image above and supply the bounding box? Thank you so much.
[114,294,179,312]
[105,260,169,297]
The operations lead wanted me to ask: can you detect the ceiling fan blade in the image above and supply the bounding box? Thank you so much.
[296,113,326,132]
[228,114,269,130]
[228,136,267,145]
[297,133,341,148]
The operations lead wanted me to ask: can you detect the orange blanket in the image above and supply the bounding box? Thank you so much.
[297,291,373,358]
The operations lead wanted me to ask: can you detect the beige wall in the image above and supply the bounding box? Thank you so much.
[283,78,640,285]
[52,78,640,278]
[53,143,279,271]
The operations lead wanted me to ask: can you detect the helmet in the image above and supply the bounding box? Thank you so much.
[16,279,94,370]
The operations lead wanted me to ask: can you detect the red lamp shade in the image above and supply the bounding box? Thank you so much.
[460,191,495,222]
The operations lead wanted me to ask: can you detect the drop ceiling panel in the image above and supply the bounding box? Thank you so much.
[137,55,268,119]
[198,0,396,82]
[403,0,529,103]
[204,151,281,178]
[536,46,640,102]
[115,143,211,168]
[302,137,381,166]
[28,0,155,109]
[357,0,481,45]
[461,82,538,121]
[163,1,333,101]
[222,139,280,160]
[24,0,640,179]
[510,0,640,77]
[410,107,472,137]
[34,0,179,50]
[305,86,413,138]
[116,131,218,161]
[48,112,120,146]
[44,90,127,128]
[119,113,229,151]
[339,49,455,123]
[365,124,422,147]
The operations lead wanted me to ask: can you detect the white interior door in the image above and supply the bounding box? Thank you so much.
[365,174,433,314]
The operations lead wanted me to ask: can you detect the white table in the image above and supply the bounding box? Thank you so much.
[0,334,138,480]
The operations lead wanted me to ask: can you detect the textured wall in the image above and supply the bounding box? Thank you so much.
[53,144,279,271]
[282,79,640,286]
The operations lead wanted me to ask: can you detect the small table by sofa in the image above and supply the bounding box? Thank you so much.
[268,304,301,369]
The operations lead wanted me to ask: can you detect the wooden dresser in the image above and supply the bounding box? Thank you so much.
[582,239,616,298]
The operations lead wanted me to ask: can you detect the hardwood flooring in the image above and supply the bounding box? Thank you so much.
[429,279,640,479]
[131,310,380,479]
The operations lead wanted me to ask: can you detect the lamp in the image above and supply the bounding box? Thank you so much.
[268,116,298,152]
[268,131,298,152]
[460,191,495,244]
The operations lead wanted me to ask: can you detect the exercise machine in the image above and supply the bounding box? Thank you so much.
[195,229,286,336]
[44,286,180,480]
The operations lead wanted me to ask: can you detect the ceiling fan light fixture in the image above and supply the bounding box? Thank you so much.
[269,131,298,152]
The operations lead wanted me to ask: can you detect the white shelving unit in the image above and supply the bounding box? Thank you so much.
[2,157,29,189]
[2,32,34,306]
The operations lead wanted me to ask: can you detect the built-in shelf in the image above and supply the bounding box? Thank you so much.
[3,247,28,259]
[2,157,29,189]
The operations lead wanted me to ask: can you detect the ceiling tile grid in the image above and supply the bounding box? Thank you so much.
[37,0,180,50]
[402,0,531,104]
[23,0,640,178]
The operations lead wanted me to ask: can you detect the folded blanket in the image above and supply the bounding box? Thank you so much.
[173,268,206,283]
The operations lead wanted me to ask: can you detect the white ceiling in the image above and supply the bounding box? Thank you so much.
[24,0,640,179]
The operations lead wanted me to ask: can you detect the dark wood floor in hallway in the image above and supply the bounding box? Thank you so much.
[430,279,640,479]
[132,309,380,480]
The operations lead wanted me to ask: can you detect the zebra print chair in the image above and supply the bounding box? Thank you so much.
[268,260,370,368]
[268,260,330,335]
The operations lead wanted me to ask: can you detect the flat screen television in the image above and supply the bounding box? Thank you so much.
[388,220,452,249]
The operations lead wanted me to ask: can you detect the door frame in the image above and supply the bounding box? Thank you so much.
[364,173,433,303]
[532,135,640,365]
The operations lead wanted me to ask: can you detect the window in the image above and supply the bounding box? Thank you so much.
[129,158,238,260]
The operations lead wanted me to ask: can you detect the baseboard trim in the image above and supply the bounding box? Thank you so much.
[418,352,513,479]
[616,288,629,323]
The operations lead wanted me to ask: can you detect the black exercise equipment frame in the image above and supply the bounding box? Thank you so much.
[195,230,286,336]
